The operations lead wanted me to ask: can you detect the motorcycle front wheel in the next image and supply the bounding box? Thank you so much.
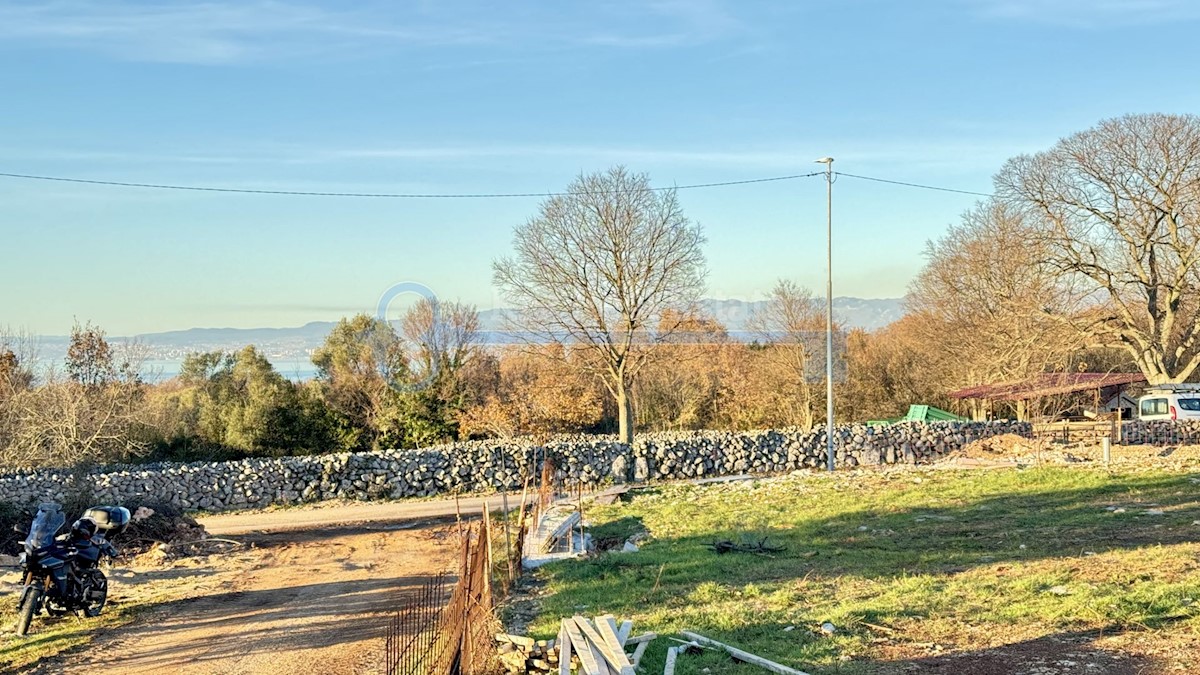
[15,586,42,637]
[81,572,107,618]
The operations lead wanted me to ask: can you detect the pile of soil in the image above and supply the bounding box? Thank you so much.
[944,433,1039,462]
[941,434,1200,470]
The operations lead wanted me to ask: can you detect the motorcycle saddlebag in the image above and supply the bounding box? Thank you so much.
[83,506,131,536]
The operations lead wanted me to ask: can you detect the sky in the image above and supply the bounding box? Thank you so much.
[3,0,1200,336]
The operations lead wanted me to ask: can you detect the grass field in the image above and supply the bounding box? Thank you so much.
[525,466,1200,674]
[0,599,138,673]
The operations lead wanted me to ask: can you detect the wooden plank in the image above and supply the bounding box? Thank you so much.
[625,633,658,645]
[575,617,634,675]
[663,647,679,675]
[596,614,620,639]
[630,639,651,667]
[594,616,627,657]
[594,485,630,505]
[616,620,634,646]
[564,619,604,675]
[680,632,813,675]
[558,622,573,675]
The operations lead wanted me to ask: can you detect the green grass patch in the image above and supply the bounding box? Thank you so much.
[530,467,1200,673]
[0,601,140,674]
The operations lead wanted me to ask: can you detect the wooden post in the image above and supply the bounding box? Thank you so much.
[515,469,532,573]
[577,480,586,554]
[481,504,493,601]
[454,490,464,540]
[501,489,514,587]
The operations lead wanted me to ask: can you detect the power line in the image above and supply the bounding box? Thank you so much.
[835,171,993,197]
[0,170,824,198]
[0,167,997,199]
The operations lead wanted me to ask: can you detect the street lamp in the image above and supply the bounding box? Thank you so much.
[814,157,835,472]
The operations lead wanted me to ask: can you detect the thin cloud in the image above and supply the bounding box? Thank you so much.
[3,136,1045,177]
[0,0,748,65]
[333,139,1042,172]
[968,0,1200,27]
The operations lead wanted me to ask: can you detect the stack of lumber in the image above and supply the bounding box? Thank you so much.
[557,616,655,675]
[495,617,655,675]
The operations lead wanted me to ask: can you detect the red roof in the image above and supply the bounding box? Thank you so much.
[948,372,1146,401]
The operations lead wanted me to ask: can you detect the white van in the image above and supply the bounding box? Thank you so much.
[1137,385,1200,421]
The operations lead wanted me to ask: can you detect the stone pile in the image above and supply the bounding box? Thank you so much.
[0,421,1030,512]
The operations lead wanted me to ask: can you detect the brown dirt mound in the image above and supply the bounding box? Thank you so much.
[947,433,1038,461]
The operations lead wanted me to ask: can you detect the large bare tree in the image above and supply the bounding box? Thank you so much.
[493,167,707,443]
[907,200,1090,419]
[996,113,1200,384]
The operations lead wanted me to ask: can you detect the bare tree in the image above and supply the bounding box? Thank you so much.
[1,368,149,467]
[746,280,826,430]
[910,200,1081,382]
[400,298,481,386]
[634,310,728,430]
[493,167,707,443]
[996,113,1200,384]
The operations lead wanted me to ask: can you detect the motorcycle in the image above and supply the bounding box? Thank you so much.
[14,502,130,636]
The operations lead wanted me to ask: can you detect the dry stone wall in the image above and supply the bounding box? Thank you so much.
[1118,420,1200,445]
[0,421,1029,512]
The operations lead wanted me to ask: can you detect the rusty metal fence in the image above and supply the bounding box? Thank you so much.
[385,573,452,675]
[385,519,499,675]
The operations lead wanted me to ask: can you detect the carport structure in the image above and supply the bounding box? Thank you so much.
[948,372,1146,422]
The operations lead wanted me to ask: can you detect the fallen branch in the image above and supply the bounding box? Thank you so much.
[163,538,244,550]
[707,537,786,555]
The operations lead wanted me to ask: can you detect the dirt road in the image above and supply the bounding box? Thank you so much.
[33,516,462,675]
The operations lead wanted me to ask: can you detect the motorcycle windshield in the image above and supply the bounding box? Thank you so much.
[24,507,66,551]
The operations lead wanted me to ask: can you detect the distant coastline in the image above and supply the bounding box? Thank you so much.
[27,297,905,381]
[137,358,320,383]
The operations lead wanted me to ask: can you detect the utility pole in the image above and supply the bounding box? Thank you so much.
[815,157,835,472]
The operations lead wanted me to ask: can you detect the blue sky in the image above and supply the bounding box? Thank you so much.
[3,0,1200,335]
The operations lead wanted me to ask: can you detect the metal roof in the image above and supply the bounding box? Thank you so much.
[948,372,1146,401]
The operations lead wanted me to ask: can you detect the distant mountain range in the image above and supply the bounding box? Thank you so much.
[36,297,906,360]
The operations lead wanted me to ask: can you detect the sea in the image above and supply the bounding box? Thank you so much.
[139,358,320,383]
